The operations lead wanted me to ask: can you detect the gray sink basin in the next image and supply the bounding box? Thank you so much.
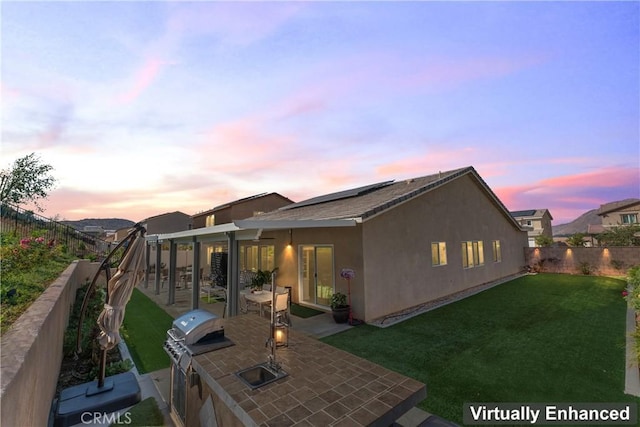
[236,363,287,389]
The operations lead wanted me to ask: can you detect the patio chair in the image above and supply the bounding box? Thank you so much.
[201,283,226,304]
[274,292,291,327]
[240,293,261,315]
[240,270,257,288]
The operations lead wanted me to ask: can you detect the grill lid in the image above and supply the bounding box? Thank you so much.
[171,309,224,345]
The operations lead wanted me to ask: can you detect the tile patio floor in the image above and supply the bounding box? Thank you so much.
[129,283,444,427]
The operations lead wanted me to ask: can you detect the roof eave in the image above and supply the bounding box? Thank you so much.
[234,218,359,229]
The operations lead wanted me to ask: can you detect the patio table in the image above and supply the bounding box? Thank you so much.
[241,289,285,317]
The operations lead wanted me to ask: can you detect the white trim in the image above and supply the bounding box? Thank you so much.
[298,244,335,308]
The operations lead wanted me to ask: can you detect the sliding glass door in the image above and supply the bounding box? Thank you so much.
[299,245,334,307]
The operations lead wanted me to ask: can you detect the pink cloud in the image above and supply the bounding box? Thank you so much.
[0,83,21,100]
[494,166,639,224]
[403,54,547,91]
[40,185,227,222]
[167,2,304,46]
[116,58,166,104]
[199,117,297,170]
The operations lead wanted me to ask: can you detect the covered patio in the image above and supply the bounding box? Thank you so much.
[142,219,357,317]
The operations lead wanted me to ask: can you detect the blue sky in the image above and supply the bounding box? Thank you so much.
[2,1,638,224]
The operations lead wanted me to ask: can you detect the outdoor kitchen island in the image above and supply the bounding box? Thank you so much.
[184,313,426,427]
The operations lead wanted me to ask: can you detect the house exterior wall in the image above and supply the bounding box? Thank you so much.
[257,227,364,307]
[513,211,552,247]
[192,194,292,228]
[600,202,640,228]
[361,174,528,322]
[144,212,192,234]
[113,227,131,243]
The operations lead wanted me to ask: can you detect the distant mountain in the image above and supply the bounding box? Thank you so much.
[61,218,135,231]
[552,210,600,236]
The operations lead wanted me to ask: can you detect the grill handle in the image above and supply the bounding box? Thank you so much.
[167,328,185,342]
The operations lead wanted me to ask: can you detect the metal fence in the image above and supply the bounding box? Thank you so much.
[0,202,110,260]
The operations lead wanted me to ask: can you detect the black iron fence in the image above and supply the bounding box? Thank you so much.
[0,202,111,260]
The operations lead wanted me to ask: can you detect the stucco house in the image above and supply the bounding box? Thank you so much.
[510,209,553,247]
[587,199,640,245]
[142,211,192,234]
[597,199,640,229]
[141,211,193,273]
[147,166,528,323]
[191,192,293,229]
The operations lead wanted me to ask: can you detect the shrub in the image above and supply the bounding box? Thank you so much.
[0,230,74,333]
[566,233,587,247]
[89,358,133,380]
[625,265,640,311]
[579,261,593,275]
[611,259,625,271]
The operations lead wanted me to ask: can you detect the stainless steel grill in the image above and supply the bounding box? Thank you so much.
[163,309,231,425]
[163,309,225,363]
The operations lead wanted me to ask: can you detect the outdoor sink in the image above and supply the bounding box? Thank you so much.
[235,363,287,389]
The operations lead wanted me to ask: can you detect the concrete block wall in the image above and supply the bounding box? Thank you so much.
[0,260,100,427]
[525,247,640,277]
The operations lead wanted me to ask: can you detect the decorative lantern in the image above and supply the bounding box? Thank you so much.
[275,323,288,348]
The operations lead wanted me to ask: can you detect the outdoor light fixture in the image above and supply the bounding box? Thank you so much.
[275,324,288,348]
[287,229,293,247]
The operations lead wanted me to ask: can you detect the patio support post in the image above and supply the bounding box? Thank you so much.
[154,240,161,295]
[144,242,151,288]
[168,240,177,305]
[191,238,200,310]
[227,232,239,317]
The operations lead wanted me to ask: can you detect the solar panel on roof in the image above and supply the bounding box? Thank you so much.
[280,180,395,210]
[510,210,537,217]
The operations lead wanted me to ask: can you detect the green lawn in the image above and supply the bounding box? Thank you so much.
[121,288,173,373]
[321,274,639,424]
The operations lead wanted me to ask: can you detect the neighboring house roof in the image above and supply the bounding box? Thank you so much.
[243,166,522,229]
[193,193,294,217]
[509,209,553,221]
[596,198,640,216]
[141,211,190,222]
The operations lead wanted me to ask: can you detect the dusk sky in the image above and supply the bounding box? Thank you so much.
[2,1,638,225]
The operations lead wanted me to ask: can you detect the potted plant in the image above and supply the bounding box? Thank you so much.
[251,268,277,292]
[330,292,350,323]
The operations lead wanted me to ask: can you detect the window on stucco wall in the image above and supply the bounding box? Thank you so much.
[240,245,275,271]
[431,242,447,266]
[492,240,502,262]
[462,241,484,268]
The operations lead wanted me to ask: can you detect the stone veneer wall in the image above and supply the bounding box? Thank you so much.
[0,260,100,427]
[525,247,640,277]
